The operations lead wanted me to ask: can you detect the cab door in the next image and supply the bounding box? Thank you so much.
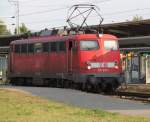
[67,40,73,73]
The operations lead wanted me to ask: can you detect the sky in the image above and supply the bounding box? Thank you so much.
[0,0,150,33]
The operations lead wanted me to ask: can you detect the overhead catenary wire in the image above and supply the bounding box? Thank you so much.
[17,0,111,8]
[103,7,150,16]
[21,7,150,25]
[13,0,150,25]
[6,0,150,32]
[19,7,68,16]
[19,0,111,16]
[19,6,150,17]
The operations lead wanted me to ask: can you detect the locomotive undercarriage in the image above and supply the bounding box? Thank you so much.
[83,77,120,93]
[9,73,121,93]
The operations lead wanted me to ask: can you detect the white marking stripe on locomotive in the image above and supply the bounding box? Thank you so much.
[90,62,102,68]
[107,62,115,68]
[90,62,115,68]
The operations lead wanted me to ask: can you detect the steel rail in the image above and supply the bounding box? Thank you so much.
[116,91,150,102]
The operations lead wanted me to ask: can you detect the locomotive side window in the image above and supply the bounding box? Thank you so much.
[34,43,43,53]
[15,44,20,53]
[21,44,27,54]
[58,41,66,52]
[43,42,49,52]
[50,42,57,52]
[28,43,34,53]
[104,40,118,51]
[80,40,99,51]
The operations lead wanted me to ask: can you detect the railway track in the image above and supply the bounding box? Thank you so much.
[115,91,150,102]
[1,81,150,102]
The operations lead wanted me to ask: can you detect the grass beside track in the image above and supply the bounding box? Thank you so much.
[0,88,150,122]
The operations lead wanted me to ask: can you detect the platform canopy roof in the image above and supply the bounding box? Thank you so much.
[1,19,150,47]
[100,19,150,38]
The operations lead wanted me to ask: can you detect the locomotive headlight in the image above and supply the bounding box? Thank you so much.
[86,61,92,70]
[87,65,92,70]
[86,62,101,69]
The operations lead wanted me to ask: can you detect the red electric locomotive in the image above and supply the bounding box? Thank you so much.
[8,4,123,92]
[8,33,122,92]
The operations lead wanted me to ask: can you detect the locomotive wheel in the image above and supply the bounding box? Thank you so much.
[72,82,78,89]
[103,83,114,94]
[113,80,120,90]
[50,79,57,87]
[25,78,33,86]
[101,82,107,92]
[14,78,24,86]
[43,79,49,86]
[10,78,16,86]
[94,83,102,93]
[85,82,92,92]
[75,83,82,90]
[60,79,64,88]
[63,80,70,88]
[56,79,63,88]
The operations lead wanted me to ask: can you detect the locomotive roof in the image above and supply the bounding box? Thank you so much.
[10,34,117,44]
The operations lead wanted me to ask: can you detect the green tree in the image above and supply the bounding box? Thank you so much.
[132,15,143,21]
[0,19,11,35]
[15,23,29,34]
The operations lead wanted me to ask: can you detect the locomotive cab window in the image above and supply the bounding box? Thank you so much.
[50,42,57,52]
[28,43,34,53]
[80,40,99,51]
[104,40,118,51]
[34,43,43,53]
